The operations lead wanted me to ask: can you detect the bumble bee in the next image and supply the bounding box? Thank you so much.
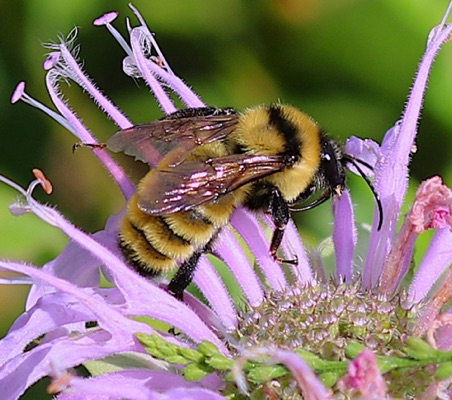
[108,104,382,299]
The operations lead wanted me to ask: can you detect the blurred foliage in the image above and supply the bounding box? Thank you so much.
[1,1,452,397]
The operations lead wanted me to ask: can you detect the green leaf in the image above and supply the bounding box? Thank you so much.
[435,362,452,381]
[319,371,342,387]
[247,365,288,383]
[295,349,325,370]
[404,337,439,360]
[344,341,365,358]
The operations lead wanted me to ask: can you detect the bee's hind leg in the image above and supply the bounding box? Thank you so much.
[167,251,202,300]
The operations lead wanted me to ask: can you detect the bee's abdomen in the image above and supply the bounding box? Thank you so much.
[119,219,175,276]
[119,194,223,276]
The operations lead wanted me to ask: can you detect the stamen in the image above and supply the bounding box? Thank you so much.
[93,11,118,26]
[130,28,177,114]
[124,5,205,109]
[0,276,33,285]
[429,2,452,44]
[32,169,53,195]
[11,82,75,134]
[129,4,174,75]
[0,175,27,197]
[93,12,134,58]
[147,58,205,109]
[43,52,61,71]
[0,174,39,216]
[43,29,132,129]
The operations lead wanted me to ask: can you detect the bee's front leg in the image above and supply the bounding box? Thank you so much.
[268,188,298,265]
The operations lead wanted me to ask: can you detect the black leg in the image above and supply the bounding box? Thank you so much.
[72,142,106,153]
[269,188,298,265]
[167,251,202,300]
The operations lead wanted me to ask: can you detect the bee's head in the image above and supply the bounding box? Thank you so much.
[292,134,383,230]
[319,135,347,197]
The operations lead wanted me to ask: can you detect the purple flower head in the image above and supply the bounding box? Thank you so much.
[1,3,452,399]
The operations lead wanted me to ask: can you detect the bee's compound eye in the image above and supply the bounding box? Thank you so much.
[321,141,345,190]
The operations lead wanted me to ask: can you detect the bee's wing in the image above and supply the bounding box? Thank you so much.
[107,111,240,167]
[137,154,288,215]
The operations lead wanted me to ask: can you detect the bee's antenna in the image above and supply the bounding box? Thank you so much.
[343,155,383,231]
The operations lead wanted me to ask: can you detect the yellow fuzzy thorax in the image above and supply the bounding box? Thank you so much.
[234,105,322,201]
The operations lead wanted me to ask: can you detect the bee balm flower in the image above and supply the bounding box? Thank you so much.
[1,3,452,399]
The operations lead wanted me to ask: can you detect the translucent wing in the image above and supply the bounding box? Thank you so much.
[107,107,239,167]
[138,154,288,215]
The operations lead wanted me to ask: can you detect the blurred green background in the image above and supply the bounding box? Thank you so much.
[1,0,452,397]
